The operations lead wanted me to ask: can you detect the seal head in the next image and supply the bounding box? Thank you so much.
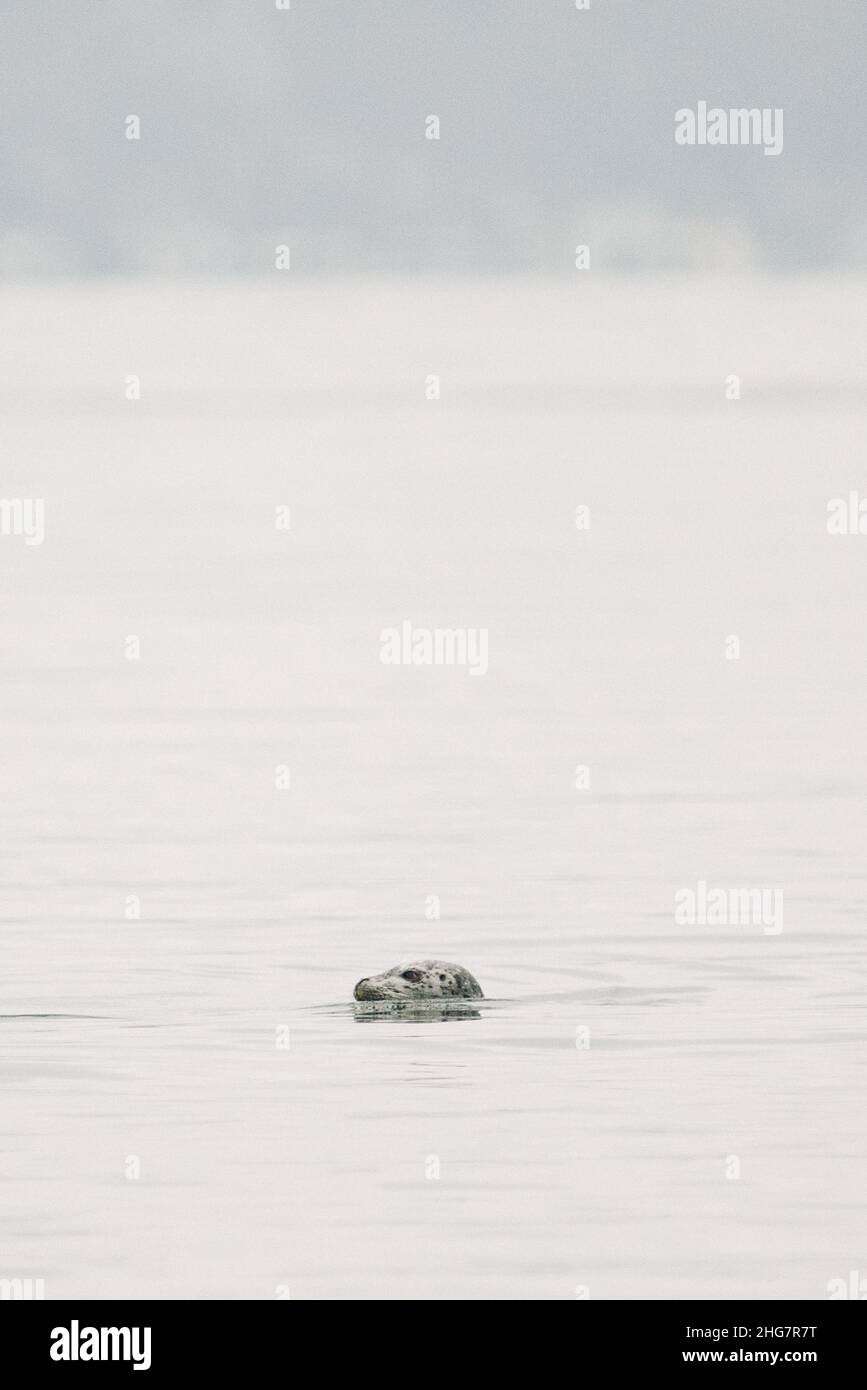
[354,959,483,1002]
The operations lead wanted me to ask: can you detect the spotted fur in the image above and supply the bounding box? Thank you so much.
[353,959,483,1002]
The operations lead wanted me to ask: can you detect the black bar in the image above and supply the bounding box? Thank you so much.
[4,1300,864,1375]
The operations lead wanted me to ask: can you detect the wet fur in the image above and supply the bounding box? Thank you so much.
[354,960,483,1001]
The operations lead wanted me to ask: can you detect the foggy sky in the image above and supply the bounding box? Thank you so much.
[2,0,865,274]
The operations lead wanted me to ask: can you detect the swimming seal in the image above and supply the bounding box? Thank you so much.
[353,960,484,1002]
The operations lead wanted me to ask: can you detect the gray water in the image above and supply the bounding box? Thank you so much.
[2,276,866,1299]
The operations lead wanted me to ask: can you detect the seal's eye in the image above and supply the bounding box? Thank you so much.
[401,970,422,983]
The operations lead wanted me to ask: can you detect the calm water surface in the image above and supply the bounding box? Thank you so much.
[1,277,865,1298]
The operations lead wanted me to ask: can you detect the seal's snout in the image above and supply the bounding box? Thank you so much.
[354,977,371,1001]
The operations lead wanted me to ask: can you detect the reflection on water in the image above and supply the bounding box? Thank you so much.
[352,1000,484,1023]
